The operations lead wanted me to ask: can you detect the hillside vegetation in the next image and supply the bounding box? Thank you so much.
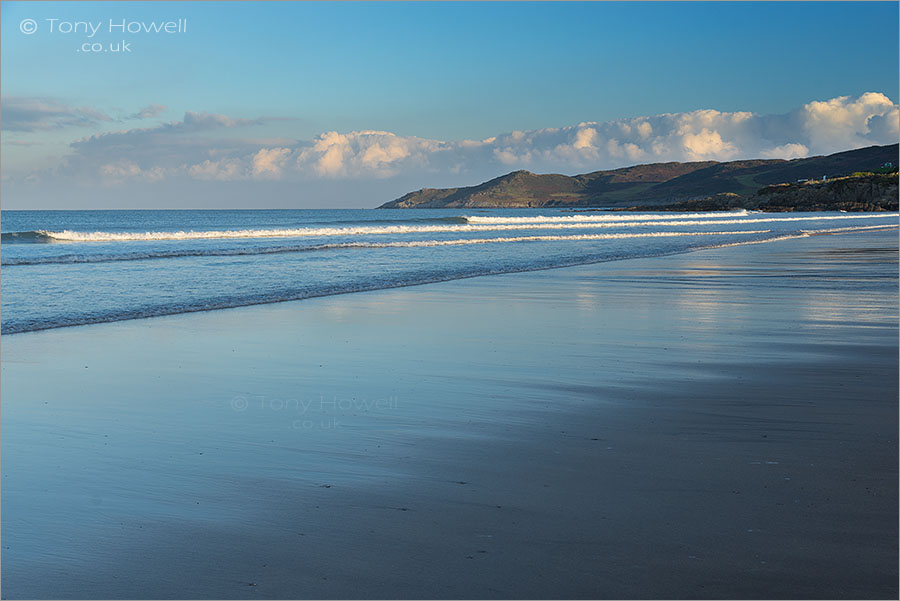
[378,144,898,211]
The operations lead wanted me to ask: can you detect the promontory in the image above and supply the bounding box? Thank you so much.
[377,144,898,212]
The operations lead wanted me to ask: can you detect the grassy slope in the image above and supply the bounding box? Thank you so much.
[378,144,899,209]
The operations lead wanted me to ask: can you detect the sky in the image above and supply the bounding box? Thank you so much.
[1,1,898,209]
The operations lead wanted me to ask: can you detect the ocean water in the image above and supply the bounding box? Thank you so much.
[2,208,897,335]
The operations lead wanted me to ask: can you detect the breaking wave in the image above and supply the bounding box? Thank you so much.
[3,230,770,265]
[462,210,752,223]
[3,213,895,244]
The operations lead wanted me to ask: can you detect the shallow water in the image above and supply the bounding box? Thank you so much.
[2,208,897,333]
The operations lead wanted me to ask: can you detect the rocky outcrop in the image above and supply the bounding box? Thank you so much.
[752,173,898,212]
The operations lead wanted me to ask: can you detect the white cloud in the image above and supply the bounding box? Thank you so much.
[12,92,898,190]
[681,128,738,160]
[296,130,446,179]
[187,158,246,181]
[802,92,897,149]
[573,127,597,150]
[251,147,291,178]
[636,121,652,139]
[623,142,645,161]
[760,143,809,160]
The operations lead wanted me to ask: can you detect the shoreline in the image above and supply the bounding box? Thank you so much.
[4,223,896,337]
[2,228,897,599]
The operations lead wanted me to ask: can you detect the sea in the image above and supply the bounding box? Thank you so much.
[2,208,897,335]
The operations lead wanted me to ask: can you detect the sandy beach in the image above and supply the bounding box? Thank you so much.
[1,228,897,600]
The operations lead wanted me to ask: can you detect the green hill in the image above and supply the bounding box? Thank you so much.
[377,144,898,209]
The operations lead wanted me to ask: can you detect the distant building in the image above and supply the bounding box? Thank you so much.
[883,162,893,168]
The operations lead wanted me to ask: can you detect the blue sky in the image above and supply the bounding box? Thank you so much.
[2,1,898,208]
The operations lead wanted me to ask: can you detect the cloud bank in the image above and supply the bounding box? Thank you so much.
[2,97,115,132]
[5,93,898,195]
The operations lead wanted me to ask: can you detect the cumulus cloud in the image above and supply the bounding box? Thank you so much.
[760,143,809,160]
[295,130,445,178]
[681,128,738,160]
[251,147,292,178]
[802,92,898,149]
[2,97,114,131]
[572,127,597,150]
[13,92,898,189]
[187,158,247,181]
[464,93,895,174]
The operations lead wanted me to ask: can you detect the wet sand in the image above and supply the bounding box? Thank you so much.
[1,229,897,599]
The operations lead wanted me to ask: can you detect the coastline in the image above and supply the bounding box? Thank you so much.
[2,229,897,599]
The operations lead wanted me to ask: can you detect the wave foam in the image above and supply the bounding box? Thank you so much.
[3,230,771,266]
[462,211,751,223]
[5,223,894,335]
[14,213,896,243]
